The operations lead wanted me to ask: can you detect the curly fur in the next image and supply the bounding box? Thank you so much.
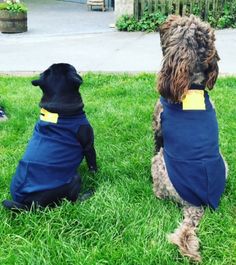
[167,206,204,262]
[152,15,223,262]
[158,15,219,103]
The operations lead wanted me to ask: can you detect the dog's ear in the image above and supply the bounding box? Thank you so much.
[31,71,46,87]
[158,46,194,102]
[158,15,193,102]
[70,72,83,87]
[31,79,42,87]
[205,51,220,90]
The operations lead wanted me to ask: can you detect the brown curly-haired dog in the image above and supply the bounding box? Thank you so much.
[152,15,228,262]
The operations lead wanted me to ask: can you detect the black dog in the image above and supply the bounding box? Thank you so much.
[2,63,97,211]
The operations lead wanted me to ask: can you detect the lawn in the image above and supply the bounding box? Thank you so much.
[0,74,235,265]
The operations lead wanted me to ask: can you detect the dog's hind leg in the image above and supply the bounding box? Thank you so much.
[152,149,168,199]
[153,99,164,154]
[167,206,204,262]
[152,148,186,202]
[151,151,204,262]
[21,174,82,209]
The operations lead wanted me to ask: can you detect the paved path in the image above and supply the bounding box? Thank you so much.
[21,0,115,36]
[0,0,236,74]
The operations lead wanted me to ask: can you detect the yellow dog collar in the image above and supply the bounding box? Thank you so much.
[40,108,59,124]
[182,90,206,110]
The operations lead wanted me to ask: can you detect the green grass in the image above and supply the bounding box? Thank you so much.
[0,74,235,265]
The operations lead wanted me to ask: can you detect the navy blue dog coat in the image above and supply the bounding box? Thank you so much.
[160,91,226,209]
[10,111,90,203]
[2,63,97,211]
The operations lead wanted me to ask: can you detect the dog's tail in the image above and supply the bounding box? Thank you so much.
[167,206,204,262]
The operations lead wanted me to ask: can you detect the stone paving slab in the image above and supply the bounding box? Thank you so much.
[1,30,236,74]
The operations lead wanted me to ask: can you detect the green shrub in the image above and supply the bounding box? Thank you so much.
[116,11,167,32]
[0,3,8,10]
[116,1,236,32]
[193,2,236,29]
[214,4,236,29]
[137,11,167,32]
[217,13,235,28]
[0,1,27,13]
[115,15,139,31]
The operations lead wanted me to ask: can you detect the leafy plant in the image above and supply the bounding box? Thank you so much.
[0,0,27,13]
[116,11,167,32]
[216,4,236,28]
[207,11,218,28]
[115,15,139,32]
[185,1,236,28]
[137,11,167,32]
[116,0,236,32]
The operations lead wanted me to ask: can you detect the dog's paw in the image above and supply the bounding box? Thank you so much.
[2,200,29,212]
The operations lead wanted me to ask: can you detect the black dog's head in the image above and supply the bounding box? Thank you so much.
[32,63,84,115]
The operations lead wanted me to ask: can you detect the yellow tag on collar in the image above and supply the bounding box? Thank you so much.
[182,90,206,110]
[40,108,59,124]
